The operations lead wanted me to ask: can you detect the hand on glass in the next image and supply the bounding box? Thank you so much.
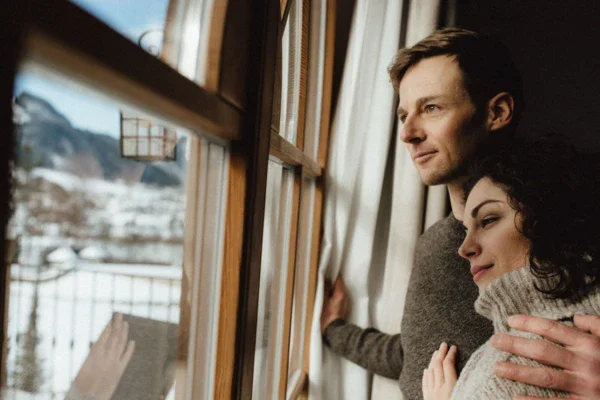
[70,313,136,400]
[422,342,457,400]
[320,276,348,334]
[491,314,600,400]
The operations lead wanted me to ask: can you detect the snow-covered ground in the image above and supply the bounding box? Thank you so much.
[3,262,181,399]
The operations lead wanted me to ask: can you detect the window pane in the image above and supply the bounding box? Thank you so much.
[70,0,170,58]
[69,0,216,86]
[279,0,302,145]
[5,70,226,399]
[252,161,294,399]
[286,176,315,388]
[303,0,328,161]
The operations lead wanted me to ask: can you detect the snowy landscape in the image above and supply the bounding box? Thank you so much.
[5,93,188,399]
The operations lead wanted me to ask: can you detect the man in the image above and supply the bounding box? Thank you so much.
[321,28,600,400]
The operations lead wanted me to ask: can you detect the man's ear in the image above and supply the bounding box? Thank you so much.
[487,92,514,132]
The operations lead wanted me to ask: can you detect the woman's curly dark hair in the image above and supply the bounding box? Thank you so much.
[463,137,600,299]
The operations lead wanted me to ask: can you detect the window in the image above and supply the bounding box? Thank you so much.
[7,73,194,399]
[2,0,335,399]
[248,0,335,398]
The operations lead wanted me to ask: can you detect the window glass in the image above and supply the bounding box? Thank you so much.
[279,0,302,145]
[4,70,224,399]
[286,176,315,391]
[303,0,328,161]
[252,161,294,399]
[70,0,170,58]
[69,0,215,85]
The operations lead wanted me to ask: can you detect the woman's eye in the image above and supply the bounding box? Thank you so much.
[399,114,407,123]
[481,216,498,228]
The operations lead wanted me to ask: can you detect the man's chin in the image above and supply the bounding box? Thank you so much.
[418,171,450,186]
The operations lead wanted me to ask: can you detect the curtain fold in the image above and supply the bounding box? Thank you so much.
[309,0,443,399]
[371,1,443,399]
[308,0,402,398]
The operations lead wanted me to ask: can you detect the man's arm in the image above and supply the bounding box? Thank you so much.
[321,276,403,379]
[491,314,600,400]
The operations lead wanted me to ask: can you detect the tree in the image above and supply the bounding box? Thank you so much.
[13,283,44,393]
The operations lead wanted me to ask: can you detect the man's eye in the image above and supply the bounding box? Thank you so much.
[399,114,407,123]
[481,216,498,228]
[424,104,439,113]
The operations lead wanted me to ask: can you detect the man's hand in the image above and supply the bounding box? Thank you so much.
[491,314,600,400]
[422,342,457,400]
[320,276,348,334]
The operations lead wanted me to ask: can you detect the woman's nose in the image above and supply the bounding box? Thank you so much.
[458,234,480,260]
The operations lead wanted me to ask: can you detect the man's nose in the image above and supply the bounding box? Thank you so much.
[399,115,425,143]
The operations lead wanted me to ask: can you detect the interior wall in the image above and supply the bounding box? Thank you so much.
[455,0,600,152]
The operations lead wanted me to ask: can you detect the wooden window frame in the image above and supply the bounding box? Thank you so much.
[241,0,336,398]
[1,0,277,399]
[1,0,335,398]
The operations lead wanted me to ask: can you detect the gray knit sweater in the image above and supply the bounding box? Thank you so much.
[451,266,600,399]
[323,215,493,400]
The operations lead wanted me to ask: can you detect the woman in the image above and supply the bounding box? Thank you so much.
[423,139,600,400]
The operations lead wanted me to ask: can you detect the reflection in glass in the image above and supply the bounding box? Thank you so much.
[120,111,178,161]
[69,0,170,59]
[6,72,190,399]
[252,162,294,399]
[287,176,315,391]
[69,0,214,86]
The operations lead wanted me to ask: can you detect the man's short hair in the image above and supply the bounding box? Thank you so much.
[389,27,524,129]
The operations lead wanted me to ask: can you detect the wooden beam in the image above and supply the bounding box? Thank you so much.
[277,170,302,399]
[270,131,323,178]
[23,0,242,142]
[205,0,229,92]
[214,150,248,399]
[288,371,308,399]
[281,0,293,25]
[295,0,310,152]
[231,0,279,398]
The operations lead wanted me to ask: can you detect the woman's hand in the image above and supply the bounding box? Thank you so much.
[423,343,458,400]
[70,313,135,400]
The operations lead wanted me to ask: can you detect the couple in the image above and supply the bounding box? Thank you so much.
[321,28,600,399]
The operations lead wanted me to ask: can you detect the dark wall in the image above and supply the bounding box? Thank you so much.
[455,0,600,151]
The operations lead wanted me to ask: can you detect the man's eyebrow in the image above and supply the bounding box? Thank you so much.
[397,95,444,116]
[470,199,502,219]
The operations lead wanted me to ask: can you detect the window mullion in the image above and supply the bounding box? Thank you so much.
[276,169,302,399]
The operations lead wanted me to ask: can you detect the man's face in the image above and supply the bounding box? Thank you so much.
[397,55,488,186]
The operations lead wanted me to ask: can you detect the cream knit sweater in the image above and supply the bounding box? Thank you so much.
[450,266,600,399]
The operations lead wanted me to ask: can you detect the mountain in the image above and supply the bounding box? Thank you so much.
[12,93,186,186]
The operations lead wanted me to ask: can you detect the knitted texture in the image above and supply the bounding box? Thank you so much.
[450,266,600,399]
[64,386,100,400]
[324,215,493,399]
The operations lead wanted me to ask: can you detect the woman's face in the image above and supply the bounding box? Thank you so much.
[458,177,530,291]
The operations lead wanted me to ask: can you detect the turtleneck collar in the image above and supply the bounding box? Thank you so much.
[475,267,600,334]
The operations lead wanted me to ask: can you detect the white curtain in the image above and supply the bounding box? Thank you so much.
[308,0,442,399]
[370,2,443,399]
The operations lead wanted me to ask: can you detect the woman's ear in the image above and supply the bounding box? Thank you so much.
[487,92,515,132]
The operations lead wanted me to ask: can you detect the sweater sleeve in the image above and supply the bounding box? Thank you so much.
[322,319,403,379]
